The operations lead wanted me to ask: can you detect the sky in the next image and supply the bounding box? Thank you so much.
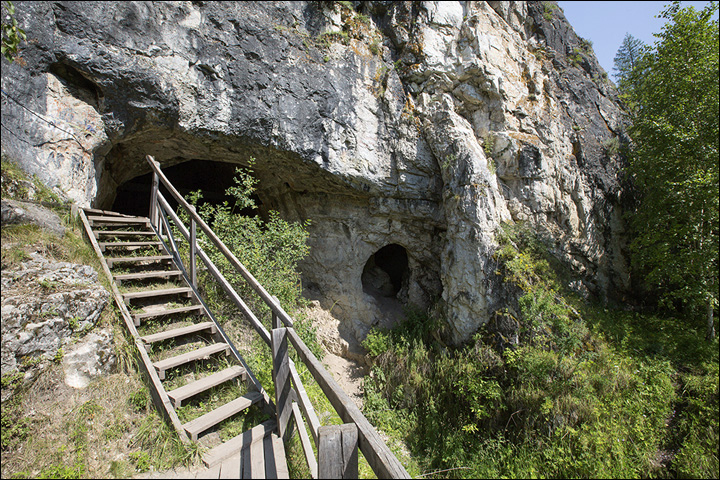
[558,1,717,80]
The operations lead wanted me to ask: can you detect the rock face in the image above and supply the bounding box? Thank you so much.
[1,252,111,379]
[1,1,629,344]
[1,199,67,236]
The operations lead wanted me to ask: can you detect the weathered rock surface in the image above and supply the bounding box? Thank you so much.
[1,252,111,381]
[1,199,67,236]
[1,1,630,344]
[62,328,116,389]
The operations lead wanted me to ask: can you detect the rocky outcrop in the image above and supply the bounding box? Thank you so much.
[1,252,111,383]
[1,1,629,344]
[1,199,67,236]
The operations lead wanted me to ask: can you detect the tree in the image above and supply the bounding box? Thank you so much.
[623,2,719,339]
[612,33,646,86]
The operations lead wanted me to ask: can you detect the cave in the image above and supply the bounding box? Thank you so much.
[111,159,262,218]
[362,244,409,301]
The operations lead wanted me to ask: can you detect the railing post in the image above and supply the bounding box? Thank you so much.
[272,295,281,329]
[318,423,359,479]
[150,170,159,229]
[189,205,197,288]
[272,328,293,440]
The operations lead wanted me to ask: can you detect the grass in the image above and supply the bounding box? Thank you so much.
[1,158,204,478]
[360,222,718,479]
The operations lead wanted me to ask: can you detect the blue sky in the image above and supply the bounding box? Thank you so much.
[558,1,716,80]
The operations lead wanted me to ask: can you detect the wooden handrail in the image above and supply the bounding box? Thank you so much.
[146,155,295,328]
[286,328,409,479]
[145,155,410,479]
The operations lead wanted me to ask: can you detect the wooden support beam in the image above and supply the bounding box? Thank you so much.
[272,328,293,440]
[318,423,358,479]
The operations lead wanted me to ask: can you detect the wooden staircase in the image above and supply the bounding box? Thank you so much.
[80,207,289,478]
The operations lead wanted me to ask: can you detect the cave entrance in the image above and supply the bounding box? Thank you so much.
[111,159,261,218]
[362,244,409,301]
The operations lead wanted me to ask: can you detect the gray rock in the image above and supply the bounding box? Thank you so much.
[1,1,630,344]
[1,254,110,377]
[62,328,116,389]
[1,199,66,236]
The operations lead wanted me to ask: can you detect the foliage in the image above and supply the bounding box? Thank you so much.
[362,222,719,479]
[621,1,719,338]
[612,33,646,87]
[184,160,312,332]
[1,1,25,63]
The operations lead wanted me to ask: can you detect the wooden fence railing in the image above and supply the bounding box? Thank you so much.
[146,155,410,479]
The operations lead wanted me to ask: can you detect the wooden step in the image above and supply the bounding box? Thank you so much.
[167,365,246,408]
[106,255,172,267]
[113,270,183,285]
[88,215,150,224]
[154,342,230,380]
[241,432,288,479]
[203,420,277,467]
[183,391,263,441]
[99,240,163,251]
[94,230,156,238]
[83,207,138,217]
[122,286,193,305]
[132,304,204,326]
[141,321,217,344]
[140,322,217,344]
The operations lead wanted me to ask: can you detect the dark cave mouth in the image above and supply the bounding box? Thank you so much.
[111,159,262,218]
[361,244,409,300]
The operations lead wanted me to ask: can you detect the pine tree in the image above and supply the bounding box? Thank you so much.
[613,33,646,88]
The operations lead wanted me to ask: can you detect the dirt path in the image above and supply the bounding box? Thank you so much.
[322,351,366,408]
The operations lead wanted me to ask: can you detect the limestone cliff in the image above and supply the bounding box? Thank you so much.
[1,1,629,343]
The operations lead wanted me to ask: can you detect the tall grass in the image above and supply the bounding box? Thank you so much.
[362,223,719,479]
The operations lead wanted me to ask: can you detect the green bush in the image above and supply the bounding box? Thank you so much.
[361,221,718,478]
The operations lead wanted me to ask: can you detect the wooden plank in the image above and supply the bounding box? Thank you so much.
[99,240,162,251]
[292,401,318,478]
[241,443,251,479]
[82,207,137,217]
[94,229,156,238]
[183,391,263,441]
[318,424,358,479]
[286,328,410,479]
[195,463,222,479]
[289,360,321,443]
[114,269,183,284]
[166,365,244,408]
[272,434,290,479]
[154,342,229,380]
[203,420,277,467]
[219,452,241,479]
[132,304,204,324]
[77,208,191,445]
[141,321,217,345]
[318,425,342,479]
[88,215,149,224]
[122,286,193,304]
[250,431,265,479]
[263,434,277,479]
[106,254,172,267]
[272,329,292,439]
[340,424,359,479]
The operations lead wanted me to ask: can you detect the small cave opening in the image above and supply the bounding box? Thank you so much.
[111,159,262,217]
[362,244,409,301]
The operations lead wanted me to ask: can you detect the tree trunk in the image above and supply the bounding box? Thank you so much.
[707,299,716,341]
